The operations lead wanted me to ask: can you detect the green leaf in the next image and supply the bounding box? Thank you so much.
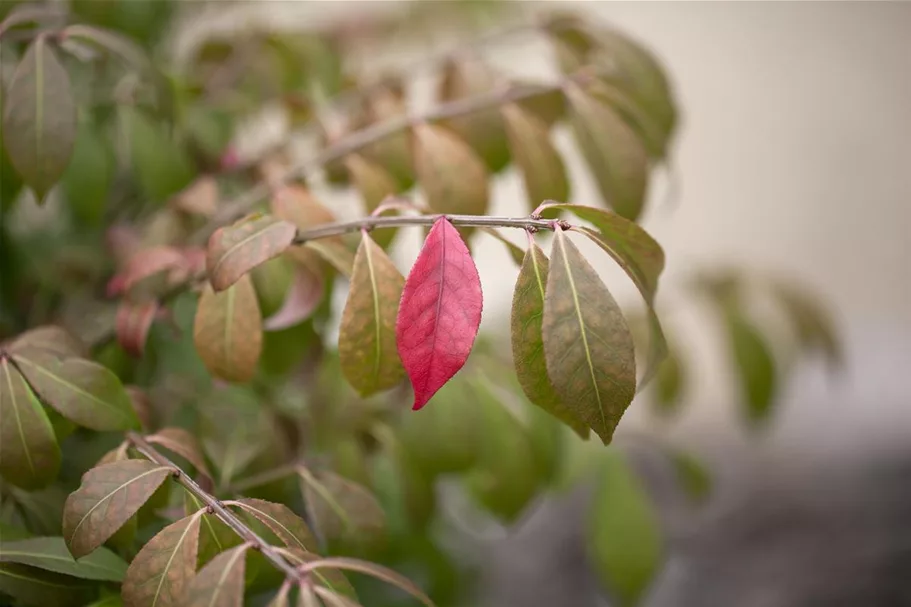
[1,36,77,202]
[0,562,93,607]
[588,79,670,161]
[119,105,194,205]
[184,494,240,569]
[773,282,843,372]
[0,536,127,582]
[589,449,662,607]
[510,243,589,438]
[669,450,712,504]
[343,154,399,248]
[62,116,113,226]
[207,214,298,292]
[232,499,318,554]
[63,460,172,558]
[542,228,636,444]
[193,274,263,383]
[303,240,356,278]
[500,103,570,212]
[12,350,140,431]
[122,513,202,607]
[185,544,248,607]
[412,123,489,217]
[726,311,777,424]
[653,350,685,415]
[299,469,385,549]
[565,83,649,221]
[0,358,60,489]
[338,232,405,397]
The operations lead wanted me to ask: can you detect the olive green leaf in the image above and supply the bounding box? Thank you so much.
[589,449,662,607]
[231,499,318,553]
[5,326,85,359]
[773,282,843,372]
[437,58,511,172]
[192,274,262,383]
[62,116,113,226]
[207,214,297,292]
[0,562,94,607]
[726,310,777,424]
[1,35,76,203]
[359,84,415,190]
[122,512,202,607]
[0,358,60,489]
[299,469,385,548]
[299,557,433,607]
[185,544,248,607]
[146,428,212,483]
[479,227,525,267]
[118,105,194,205]
[280,551,357,601]
[12,350,140,431]
[565,82,649,222]
[669,450,712,504]
[344,154,399,248]
[271,185,348,275]
[500,103,570,212]
[510,243,588,438]
[411,123,489,217]
[587,79,670,161]
[653,349,685,415]
[338,232,405,397]
[63,460,172,558]
[0,537,127,582]
[303,239,356,278]
[542,229,636,444]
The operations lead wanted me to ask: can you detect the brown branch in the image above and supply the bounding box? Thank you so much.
[126,431,302,582]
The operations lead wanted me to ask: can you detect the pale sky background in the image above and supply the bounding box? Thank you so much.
[175,1,911,459]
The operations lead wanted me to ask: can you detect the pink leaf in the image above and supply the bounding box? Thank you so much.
[263,263,325,331]
[115,300,158,357]
[396,217,482,410]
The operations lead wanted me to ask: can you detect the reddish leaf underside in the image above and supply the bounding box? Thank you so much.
[395,217,482,410]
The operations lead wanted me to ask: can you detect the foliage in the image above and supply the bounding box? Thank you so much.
[0,2,841,607]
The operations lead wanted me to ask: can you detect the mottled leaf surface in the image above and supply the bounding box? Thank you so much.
[193,274,262,383]
[122,513,202,607]
[63,460,172,558]
[542,229,636,444]
[589,449,662,607]
[565,83,649,221]
[12,351,139,431]
[412,123,489,217]
[185,544,248,607]
[339,232,405,397]
[510,244,588,438]
[1,36,76,201]
[501,103,570,212]
[0,537,126,582]
[396,218,482,410]
[207,214,297,292]
[0,358,60,489]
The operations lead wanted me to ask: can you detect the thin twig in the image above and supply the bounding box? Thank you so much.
[126,431,301,582]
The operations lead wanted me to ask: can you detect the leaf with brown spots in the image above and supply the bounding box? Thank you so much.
[207,214,297,292]
[541,228,636,444]
[185,544,248,607]
[121,513,202,607]
[63,460,172,558]
[0,358,61,489]
[338,232,405,397]
[192,274,262,383]
[500,103,570,212]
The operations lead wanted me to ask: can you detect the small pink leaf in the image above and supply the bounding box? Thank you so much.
[115,300,158,357]
[263,263,325,331]
[396,217,482,410]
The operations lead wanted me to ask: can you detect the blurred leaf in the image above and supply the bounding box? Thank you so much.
[170,176,218,218]
[344,154,399,248]
[6,326,86,359]
[6,484,67,536]
[479,227,524,266]
[589,449,662,607]
[63,460,172,558]
[501,103,570,212]
[13,350,140,431]
[263,261,325,331]
[338,232,405,397]
[653,349,685,415]
[62,116,113,226]
[412,123,489,218]
[437,58,510,172]
[1,35,76,202]
[565,83,649,221]
[122,513,202,607]
[303,240,356,278]
[192,275,262,383]
[233,499,318,553]
[0,358,61,489]
[0,536,126,581]
[773,282,843,372]
[185,544,248,607]
[115,300,159,358]
[299,469,385,549]
[370,426,436,535]
[670,450,712,504]
[360,85,414,189]
[207,214,297,292]
[119,105,194,205]
[511,242,589,438]
[726,310,777,424]
[0,562,93,607]
[108,245,187,299]
[542,229,636,444]
[146,428,212,483]
[300,557,433,607]
[588,79,669,160]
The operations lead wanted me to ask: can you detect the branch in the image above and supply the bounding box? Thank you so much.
[125,431,302,582]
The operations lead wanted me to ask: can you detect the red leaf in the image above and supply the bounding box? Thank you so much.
[396,217,482,410]
[115,300,158,357]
